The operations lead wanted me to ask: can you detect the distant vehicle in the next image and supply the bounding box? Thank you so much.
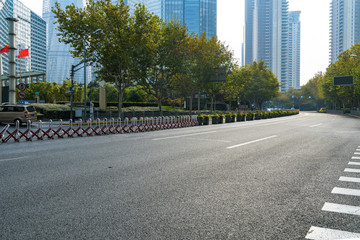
[0,104,37,125]
[319,108,327,113]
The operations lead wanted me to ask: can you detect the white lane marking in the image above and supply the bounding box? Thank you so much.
[152,131,217,141]
[305,226,360,239]
[188,137,232,143]
[322,202,360,216]
[351,156,360,160]
[356,149,360,151]
[309,123,323,128]
[354,152,360,155]
[226,135,278,149]
[0,156,27,162]
[345,168,360,173]
[332,187,360,197]
[349,161,360,166]
[339,176,360,183]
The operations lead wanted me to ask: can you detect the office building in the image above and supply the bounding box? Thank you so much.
[330,0,360,63]
[43,0,84,84]
[0,0,46,77]
[244,0,291,92]
[288,11,301,90]
[147,0,217,38]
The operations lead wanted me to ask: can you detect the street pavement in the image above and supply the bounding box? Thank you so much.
[1,112,360,239]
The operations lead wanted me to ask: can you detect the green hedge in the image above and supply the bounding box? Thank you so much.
[56,101,158,108]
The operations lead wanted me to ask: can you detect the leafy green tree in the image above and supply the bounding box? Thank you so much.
[53,0,136,117]
[192,34,233,111]
[171,33,209,112]
[222,65,252,109]
[123,85,151,102]
[141,19,190,113]
[244,60,280,110]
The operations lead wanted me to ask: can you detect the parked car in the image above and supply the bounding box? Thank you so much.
[0,104,37,125]
[319,108,327,113]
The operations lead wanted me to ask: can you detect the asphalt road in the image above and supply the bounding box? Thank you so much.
[1,112,360,239]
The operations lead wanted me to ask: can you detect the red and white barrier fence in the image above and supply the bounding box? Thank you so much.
[0,115,198,144]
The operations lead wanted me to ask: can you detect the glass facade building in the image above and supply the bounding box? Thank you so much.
[244,0,293,92]
[147,0,217,39]
[0,0,46,77]
[288,11,301,90]
[330,0,360,63]
[43,0,84,84]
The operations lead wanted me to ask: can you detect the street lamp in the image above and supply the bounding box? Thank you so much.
[83,29,102,121]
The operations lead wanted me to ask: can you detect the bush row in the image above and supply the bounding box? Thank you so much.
[196,110,300,125]
[55,101,158,108]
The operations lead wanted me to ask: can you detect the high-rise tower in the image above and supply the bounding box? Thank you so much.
[147,0,217,38]
[330,0,360,63]
[288,11,301,90]
[244,0,290,92]
[43,0,84,84]
[0,0,46,77]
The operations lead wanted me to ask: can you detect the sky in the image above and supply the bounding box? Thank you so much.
[21,0,332,86]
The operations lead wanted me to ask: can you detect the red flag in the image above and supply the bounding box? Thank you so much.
[0,45,9,54]
[17,49,29,58]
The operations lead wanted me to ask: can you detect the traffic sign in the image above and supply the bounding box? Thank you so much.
[17,83,26,91]
[18,91,26,99]
[333,76,354,86]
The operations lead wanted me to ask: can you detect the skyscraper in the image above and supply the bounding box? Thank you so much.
[288,11,301,90]
[244,0,290,92]
[147,0,217,38]
[0,0,46,76]
[330,0,360,63]
[43,0,84,84]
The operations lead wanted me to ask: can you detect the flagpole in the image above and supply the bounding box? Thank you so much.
[18,45,22,84]
[0,54,2,105]
[28,47,31,85]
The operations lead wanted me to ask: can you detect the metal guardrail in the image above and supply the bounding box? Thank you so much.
[0,115,197,144]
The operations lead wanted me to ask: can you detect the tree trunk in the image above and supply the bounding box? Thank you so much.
[210,96,214,112]
[118,90,123,119]
[189,96,193,114]
[158,99,162,116]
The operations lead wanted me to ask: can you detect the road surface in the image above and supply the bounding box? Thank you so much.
[1,112,360,239]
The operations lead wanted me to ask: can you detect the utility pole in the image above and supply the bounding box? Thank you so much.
[70,65,75,121]
[83,36,87,121]
[6,17,18,104]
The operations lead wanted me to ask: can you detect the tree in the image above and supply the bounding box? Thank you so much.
[222,65,251,109]
[53,0,136,117]
[244,60,280,110]
[193,34,233,111]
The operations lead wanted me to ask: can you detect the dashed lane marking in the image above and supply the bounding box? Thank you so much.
[351,156,360,160]
[152,131,217,141]
[310,123,323,128]
[353,152,360,155]
[331,187,360,197]
[0,156,27,162]
[339,176,360,183]
[226,135,277,149]
[305,226,360,239]
[322,202,360,216]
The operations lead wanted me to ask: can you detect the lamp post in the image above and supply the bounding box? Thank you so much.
[83,29,102,121]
